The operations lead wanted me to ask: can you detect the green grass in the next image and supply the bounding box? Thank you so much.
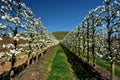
[78,52,120,80]
[96,58,120,80]
[43,46,58,70]
[52,31,68,40]
[46,45,73,80]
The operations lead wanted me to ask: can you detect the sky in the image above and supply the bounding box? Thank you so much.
[23,0,104,32]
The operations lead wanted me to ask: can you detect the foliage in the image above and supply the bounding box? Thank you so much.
[0,0,58,78]
[61,0,120,80]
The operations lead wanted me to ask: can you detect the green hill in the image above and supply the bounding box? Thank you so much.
[52,31,69,40]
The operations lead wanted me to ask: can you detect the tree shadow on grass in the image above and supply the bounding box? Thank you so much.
[61,45,109,80]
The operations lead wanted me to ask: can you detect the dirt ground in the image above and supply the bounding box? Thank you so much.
[15,46,56,80]
[15,45,111,80]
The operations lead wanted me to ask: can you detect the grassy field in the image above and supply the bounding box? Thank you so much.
[46,45,73,80]
[79,52,120,80]
[96,58,120,80]
[52,31,68,40]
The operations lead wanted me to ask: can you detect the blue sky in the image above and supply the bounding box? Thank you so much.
[24,0,104,32]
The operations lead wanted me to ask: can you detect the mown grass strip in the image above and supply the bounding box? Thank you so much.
[43,46,58,70]
[89,55,120,80]
[79,52,120,80]
[96,58,120,80]
[46,45,73,80]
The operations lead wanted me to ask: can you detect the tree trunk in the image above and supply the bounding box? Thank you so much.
[27,52,31,66]
[87,19,90,62]
[93,56,96,67]
[10,70,14,80]
[27,57,30,66]
[36,53,39,61]
[110,62,115,80]
[41,52,43,57]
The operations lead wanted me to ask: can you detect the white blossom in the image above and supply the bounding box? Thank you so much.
[13,33,20,41]
[104,0,109,3]
[116,11,120,17]
[0,37,3,40]
[10,49,21,55]
[108,56,112,60]
[7,44,14,48]
[25,50,31,54]
[1,6,5,9]
[2,0,5,1]
[114,0,118,4]
[9,0,12,2]
[1,0,8,4]
[2,44,6,48]
[13,1,18,6]
[10,17,19,23]
[99,54,103,58]
[0,23,2,26]
[0,52,4,58]
[1,25,7,30]
[8,33,13,38]
[20,55,25,59]
[21,3,26,9]
[10,49,16,54]
[19,43,29,47]
[6,52,12,57]
[13,36,19,41]
[1,16,6,20]
[15,49,21,55]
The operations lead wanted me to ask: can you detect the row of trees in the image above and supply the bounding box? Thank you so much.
[0,0,58,79]
[61,0,120,80]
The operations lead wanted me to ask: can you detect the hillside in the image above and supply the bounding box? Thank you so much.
[52,31,69,40]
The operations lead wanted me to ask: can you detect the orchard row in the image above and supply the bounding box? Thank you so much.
[62,0,120,80]
[0,0,58,79]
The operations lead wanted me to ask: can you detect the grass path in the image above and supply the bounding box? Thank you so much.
[46,45,74,80]
[42,45,59,80]
[79,51,120,80]
[16,45,75,80]
[16,46,56,80]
